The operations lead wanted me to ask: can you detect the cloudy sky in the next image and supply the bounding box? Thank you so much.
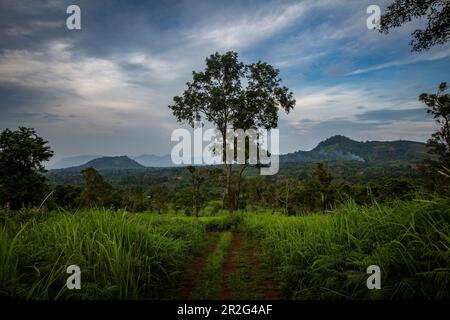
[0,0,448,164]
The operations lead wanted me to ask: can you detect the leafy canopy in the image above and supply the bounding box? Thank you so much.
[419,82,450,192]
[380,0,450,51]
[0,127,53,209]
[169,51,295,133]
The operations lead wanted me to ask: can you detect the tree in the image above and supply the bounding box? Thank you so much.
[149,184,169,214]
[121,187,150,212]
[418,82,450,194]
[80,167,115,207]
[169,51,295,212]
[380,0,450,51]
[173,187,195,216]
[52,184,82,208]
[187,166,209,217]
[313,162,333,212]
[0,127,53,209]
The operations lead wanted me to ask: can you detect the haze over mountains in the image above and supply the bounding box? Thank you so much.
[49,135,428,171]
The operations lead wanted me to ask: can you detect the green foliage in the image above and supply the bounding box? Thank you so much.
[0,209,229,299]
[380,0,450,51]
[169,51,295,212]
[239,199,450,299]
[313,162,333,212]
[418,82,450,195]
[189,232,233,299]
[120,188,150,212]
[282,135,428,162]
[0,127,53,209]
[187,166,210,216]
[79,167,116,208]
[149,184,169,214]
[52,185,82,209]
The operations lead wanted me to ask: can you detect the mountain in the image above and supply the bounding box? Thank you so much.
[49,135,428,172]
[62,156,144,171]
[281,135,428,163]
[48,155,102,170]
[132,154,175,167]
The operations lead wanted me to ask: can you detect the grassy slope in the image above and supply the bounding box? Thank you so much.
[239,199,450,299]
[0,209,230,299]
[1,199,449,300]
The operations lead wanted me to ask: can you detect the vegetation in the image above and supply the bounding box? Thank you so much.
[0,208,230,299]
[169,51,295,212]
[0,127,53,210]
[380,0,450,51]
[189,232,233,299]
[0,47,448,300]
[418,82,450,195]
[1,197,449,300]
[239,199,450,299]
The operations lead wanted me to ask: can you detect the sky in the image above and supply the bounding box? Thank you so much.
[0,0,449,165]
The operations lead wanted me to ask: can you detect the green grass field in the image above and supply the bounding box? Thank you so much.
[1,198,449,300]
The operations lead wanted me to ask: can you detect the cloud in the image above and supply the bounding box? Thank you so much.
[356,108,431,122]
[347,46,450,75]
[0,0,447,160]
[185,2,307,50]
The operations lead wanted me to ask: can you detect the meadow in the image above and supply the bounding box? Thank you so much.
[0,198,449,300]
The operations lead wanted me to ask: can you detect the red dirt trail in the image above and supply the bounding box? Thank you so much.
[220,233,242,299]
[180,233,219,299]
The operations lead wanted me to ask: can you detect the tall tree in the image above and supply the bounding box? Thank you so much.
[169,51,295,212]
[187,165,209,217]
[0,127,53,209]
[380,0,450,51]
[80,167,114,207]
[149,184,169,214]
[418,82,450,194]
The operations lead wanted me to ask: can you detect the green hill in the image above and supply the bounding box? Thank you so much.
[63,156,145,171]
[281,135,428,162]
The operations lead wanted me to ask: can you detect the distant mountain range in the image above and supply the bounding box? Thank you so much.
[49,135,428,171]
[132,154,174,167]
[281,135,428,162]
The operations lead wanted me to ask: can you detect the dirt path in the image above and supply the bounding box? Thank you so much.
[181,232,280,300]
[244,244,281,299]
[221,233,242,299]
[220,233,280,300]
[180,232,220,299]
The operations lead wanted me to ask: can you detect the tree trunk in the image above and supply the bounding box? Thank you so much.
[234,164,247,211]
[226,164,235,212]
[285,180,289,214]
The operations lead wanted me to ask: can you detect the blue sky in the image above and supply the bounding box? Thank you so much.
[0,0,448,164]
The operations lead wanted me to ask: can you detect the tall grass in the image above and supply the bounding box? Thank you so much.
[240,199,450,299]
[0,209,225,299]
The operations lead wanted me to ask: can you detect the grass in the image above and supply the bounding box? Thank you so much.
[0,208,229,299]
[1,198,449,300]
[189,231,233,299]
[239,199,450,299]
[226,236,278,299]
